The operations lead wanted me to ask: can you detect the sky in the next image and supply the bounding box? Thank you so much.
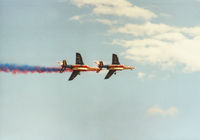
[1,0,200,140]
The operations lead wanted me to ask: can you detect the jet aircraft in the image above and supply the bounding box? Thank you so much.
[58,53,101,81]
[97,54,135,79]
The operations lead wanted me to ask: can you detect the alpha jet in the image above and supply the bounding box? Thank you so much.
[97,54,135,79]
[58,53,101,81]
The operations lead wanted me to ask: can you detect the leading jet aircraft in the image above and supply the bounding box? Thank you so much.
[97,54,135,79]
[58,53,101,81]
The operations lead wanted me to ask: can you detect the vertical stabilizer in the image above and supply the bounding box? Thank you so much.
[63,60,67,67]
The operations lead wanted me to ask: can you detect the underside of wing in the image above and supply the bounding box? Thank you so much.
[68,70,80,81]
[112,54,120,65]
[105,70,116,79]
[76,53,84,65]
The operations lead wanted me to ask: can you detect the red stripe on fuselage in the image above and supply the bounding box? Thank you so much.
[71,65,99,72]
[108,65,125,68]
[72,65,90,68]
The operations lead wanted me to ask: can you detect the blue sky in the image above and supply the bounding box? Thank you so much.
[1,0,200,140]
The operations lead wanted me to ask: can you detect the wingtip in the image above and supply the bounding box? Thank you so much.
[68,77,73,81]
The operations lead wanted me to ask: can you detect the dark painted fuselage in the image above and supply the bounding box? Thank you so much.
[99,65,135,71]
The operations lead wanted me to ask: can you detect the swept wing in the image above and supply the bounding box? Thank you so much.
[105,70,116,79]
[69,70,80,81]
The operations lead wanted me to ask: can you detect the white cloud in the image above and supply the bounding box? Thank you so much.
[96,19,118,26]
[147,106,178,117]
[109,22,200,37]
[71,0,157,20]
[109,22,173,36]
[112,22,200,72]
[137,72,155,79]
[137,72,146,79]
[72,0,131,7]
[69,0,200,73]
[153,32,186,41]
[69,15,81,21]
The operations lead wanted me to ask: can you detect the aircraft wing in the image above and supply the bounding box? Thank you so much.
[105,70,116,79]
[68,70,80,81]
[112,54,120,65]
[76,53,84,65]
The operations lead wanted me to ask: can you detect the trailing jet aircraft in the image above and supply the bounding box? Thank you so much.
[97,54,135,79]
[58,53,101,81]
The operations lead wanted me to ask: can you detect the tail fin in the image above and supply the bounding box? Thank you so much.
[63,60,67,67]
[94,61,103,73]
[98,61,103,68]
[95,61,103,68]
[60,60,67,73]
[97,61,103,73]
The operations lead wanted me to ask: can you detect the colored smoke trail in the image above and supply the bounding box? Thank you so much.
[0,63,71,74]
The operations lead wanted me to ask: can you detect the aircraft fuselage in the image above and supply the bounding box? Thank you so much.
[64,65,100,71]
[101,65,135,71]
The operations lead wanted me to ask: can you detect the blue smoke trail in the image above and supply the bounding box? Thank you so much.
[0,63,66,74]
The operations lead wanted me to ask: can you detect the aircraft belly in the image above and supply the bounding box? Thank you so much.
[109,67,123,70]
[73,67,88,71]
